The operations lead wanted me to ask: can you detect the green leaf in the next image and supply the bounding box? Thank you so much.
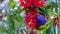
[46,19,54,30]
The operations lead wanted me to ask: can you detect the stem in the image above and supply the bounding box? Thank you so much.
[55,0,58,34]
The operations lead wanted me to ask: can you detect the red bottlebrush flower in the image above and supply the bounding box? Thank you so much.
[20,0,32,8]
[20,0,45,8]
[31,20,37,28]
[25,8,38,29]
[54,17,59,26]
[54,17,60,28]
[33,0,45,7]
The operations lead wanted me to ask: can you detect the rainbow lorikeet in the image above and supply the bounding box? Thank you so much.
[36,14,46,27]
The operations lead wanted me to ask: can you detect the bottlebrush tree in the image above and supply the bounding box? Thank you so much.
[0,0,60,34]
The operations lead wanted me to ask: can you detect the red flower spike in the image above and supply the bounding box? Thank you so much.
[20,0,32,8]
[20,0,45,8]
[33,0,45,7]
[25,8,38,29]
[54,17,59,26]
[54,17,60,28]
